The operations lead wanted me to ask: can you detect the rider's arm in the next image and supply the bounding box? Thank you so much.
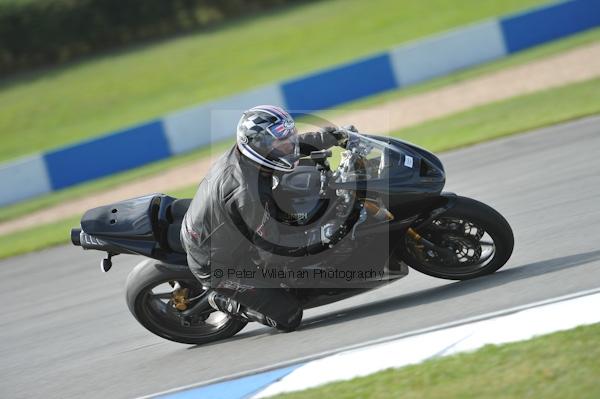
[298,128,347,156]
[226,191,306,258]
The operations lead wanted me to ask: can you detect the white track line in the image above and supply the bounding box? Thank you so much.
[253,289,600,397]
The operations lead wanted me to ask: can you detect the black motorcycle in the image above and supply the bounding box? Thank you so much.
[71,131,513,344]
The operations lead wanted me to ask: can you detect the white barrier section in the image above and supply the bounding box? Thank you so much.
[163,84,285,155]
[254,291,600,398]
[390,20,507,86]
[0,154,52,206]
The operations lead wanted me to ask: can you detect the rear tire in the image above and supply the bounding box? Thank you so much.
[125,260,247,345]
[402,196,514,280]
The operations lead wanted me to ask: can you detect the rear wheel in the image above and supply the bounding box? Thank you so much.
[402,196,514,280]
[125,260,247,345]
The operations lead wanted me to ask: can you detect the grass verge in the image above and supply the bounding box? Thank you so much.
[0,0,547,163]
[388,77,600,151]
[0,215,81,260]
[273,322,600,399]
[2,27,599,225]
[1,77,600,260]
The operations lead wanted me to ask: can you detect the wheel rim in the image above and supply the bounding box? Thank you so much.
[406,217,497,276]
[138,277,233,339]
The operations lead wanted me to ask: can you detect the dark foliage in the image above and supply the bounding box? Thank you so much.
[0,0,294,75]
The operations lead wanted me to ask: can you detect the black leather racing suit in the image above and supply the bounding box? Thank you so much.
[180,130,340,327]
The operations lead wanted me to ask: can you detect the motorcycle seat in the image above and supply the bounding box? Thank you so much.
[166,198,191,254]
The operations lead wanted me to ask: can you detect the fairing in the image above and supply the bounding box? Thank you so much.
[330,133,445,197]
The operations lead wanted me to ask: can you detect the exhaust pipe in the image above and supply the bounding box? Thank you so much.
[71,228,82,246]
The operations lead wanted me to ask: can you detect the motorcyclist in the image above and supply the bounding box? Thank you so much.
[180,105,350,332]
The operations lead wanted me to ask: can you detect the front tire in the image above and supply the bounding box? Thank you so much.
[402,196,514,280]
[125,260,247,345]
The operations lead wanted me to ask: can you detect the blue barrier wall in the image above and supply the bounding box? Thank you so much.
[1,0,599,206]
[389,20,507,86]
[43,120,170,190]
[0,155,51,204]
[282,54,399,113]
[501,0,600,53]
[163,85,286,155]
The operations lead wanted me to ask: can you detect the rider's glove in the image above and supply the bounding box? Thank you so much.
[320,125,357,148]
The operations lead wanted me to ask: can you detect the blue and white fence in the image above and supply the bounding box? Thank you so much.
[1,0,599,206]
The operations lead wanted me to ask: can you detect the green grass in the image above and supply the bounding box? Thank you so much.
[0,0,547,163]
[391,77,600,151]
[274,322,600,399]
[1,77,599,260]
[0,215,82,260]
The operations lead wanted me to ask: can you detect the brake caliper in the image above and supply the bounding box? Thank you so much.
[171,287,190,311]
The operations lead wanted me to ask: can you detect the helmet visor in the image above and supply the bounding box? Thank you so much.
[260,132,300,169]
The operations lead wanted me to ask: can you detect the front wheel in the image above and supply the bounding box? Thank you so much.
[125,260,247,345]
[402,196,514,280]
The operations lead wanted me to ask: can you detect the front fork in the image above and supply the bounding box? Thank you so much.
[406,192,459,262]
[406,227,456,262]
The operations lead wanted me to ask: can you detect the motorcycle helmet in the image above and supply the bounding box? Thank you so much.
[237,105,300,172]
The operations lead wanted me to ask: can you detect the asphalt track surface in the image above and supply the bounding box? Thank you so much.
[2,116,600,398]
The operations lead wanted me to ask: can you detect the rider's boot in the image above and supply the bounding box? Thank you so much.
[206,291,302,332]
[207,290,241,315]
